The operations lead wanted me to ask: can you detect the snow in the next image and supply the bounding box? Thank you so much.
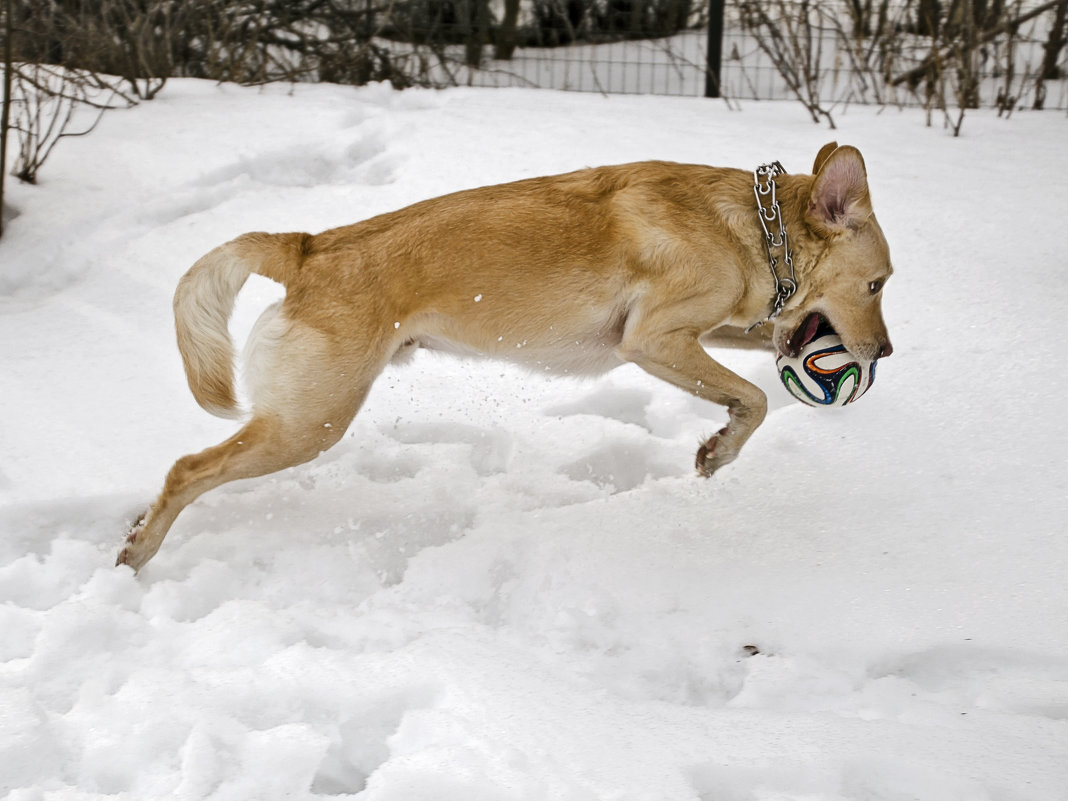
[2,80,1067,800]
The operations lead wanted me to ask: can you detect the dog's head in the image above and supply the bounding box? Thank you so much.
[774,143,894,363]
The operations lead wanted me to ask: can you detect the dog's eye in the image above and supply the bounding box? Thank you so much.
[868,280,883,294]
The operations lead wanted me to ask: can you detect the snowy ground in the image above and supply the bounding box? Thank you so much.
[1,81,1066,800]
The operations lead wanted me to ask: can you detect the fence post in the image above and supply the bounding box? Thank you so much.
[705,0,725,97]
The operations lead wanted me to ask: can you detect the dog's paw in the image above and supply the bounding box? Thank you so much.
[695,428,737,477]
[116,512,152,572]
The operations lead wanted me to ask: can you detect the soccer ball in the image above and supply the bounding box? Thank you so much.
[776,321,877,407]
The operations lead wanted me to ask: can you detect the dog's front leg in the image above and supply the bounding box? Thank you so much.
[618,330,767,477]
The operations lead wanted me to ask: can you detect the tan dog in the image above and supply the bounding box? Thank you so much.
[118,141,892,571]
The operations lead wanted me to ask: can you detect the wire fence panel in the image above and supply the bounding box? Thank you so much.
[412,0,1068,111]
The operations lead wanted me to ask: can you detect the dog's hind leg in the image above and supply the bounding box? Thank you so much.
[118,321,390,572]
[117,414,329,571]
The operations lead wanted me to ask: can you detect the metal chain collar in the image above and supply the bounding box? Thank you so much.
[747,161,798,332]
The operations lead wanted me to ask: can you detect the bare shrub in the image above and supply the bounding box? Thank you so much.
[736,0,842,127]
[7,63,131,184]
[735,0,1067,135]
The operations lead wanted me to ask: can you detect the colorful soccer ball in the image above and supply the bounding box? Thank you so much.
[776,322,877,407]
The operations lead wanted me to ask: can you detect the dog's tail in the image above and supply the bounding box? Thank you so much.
[173,231,310,418]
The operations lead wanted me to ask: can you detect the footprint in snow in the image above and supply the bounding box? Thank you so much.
[545,385,654,430]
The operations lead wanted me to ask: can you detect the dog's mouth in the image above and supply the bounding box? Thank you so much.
[782,312,827,358]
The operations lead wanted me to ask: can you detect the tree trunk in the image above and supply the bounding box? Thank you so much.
[916,0,941,36]
[1039,0,1067,80]
[1,0,13,238]
[495,0,521,59]
[464,0,489,67]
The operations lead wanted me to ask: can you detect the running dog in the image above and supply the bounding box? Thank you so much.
[118,141,893,571]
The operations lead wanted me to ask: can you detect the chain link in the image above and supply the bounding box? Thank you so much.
[747,161,797,332]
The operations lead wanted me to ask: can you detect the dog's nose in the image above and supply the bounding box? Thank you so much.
[879,341,894,359]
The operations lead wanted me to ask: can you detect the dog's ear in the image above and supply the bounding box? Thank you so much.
[811,141,838,175]
[806,145,872,233]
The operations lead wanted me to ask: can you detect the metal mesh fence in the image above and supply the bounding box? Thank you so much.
[7,0,1063,111]
[407,1,1068,110]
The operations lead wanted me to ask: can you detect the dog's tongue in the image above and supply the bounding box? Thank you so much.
[798,313,822,348]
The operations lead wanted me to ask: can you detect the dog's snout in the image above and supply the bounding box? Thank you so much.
[879,341,894,359]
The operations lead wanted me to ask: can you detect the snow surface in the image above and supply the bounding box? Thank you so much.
[1,81,1067,800]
